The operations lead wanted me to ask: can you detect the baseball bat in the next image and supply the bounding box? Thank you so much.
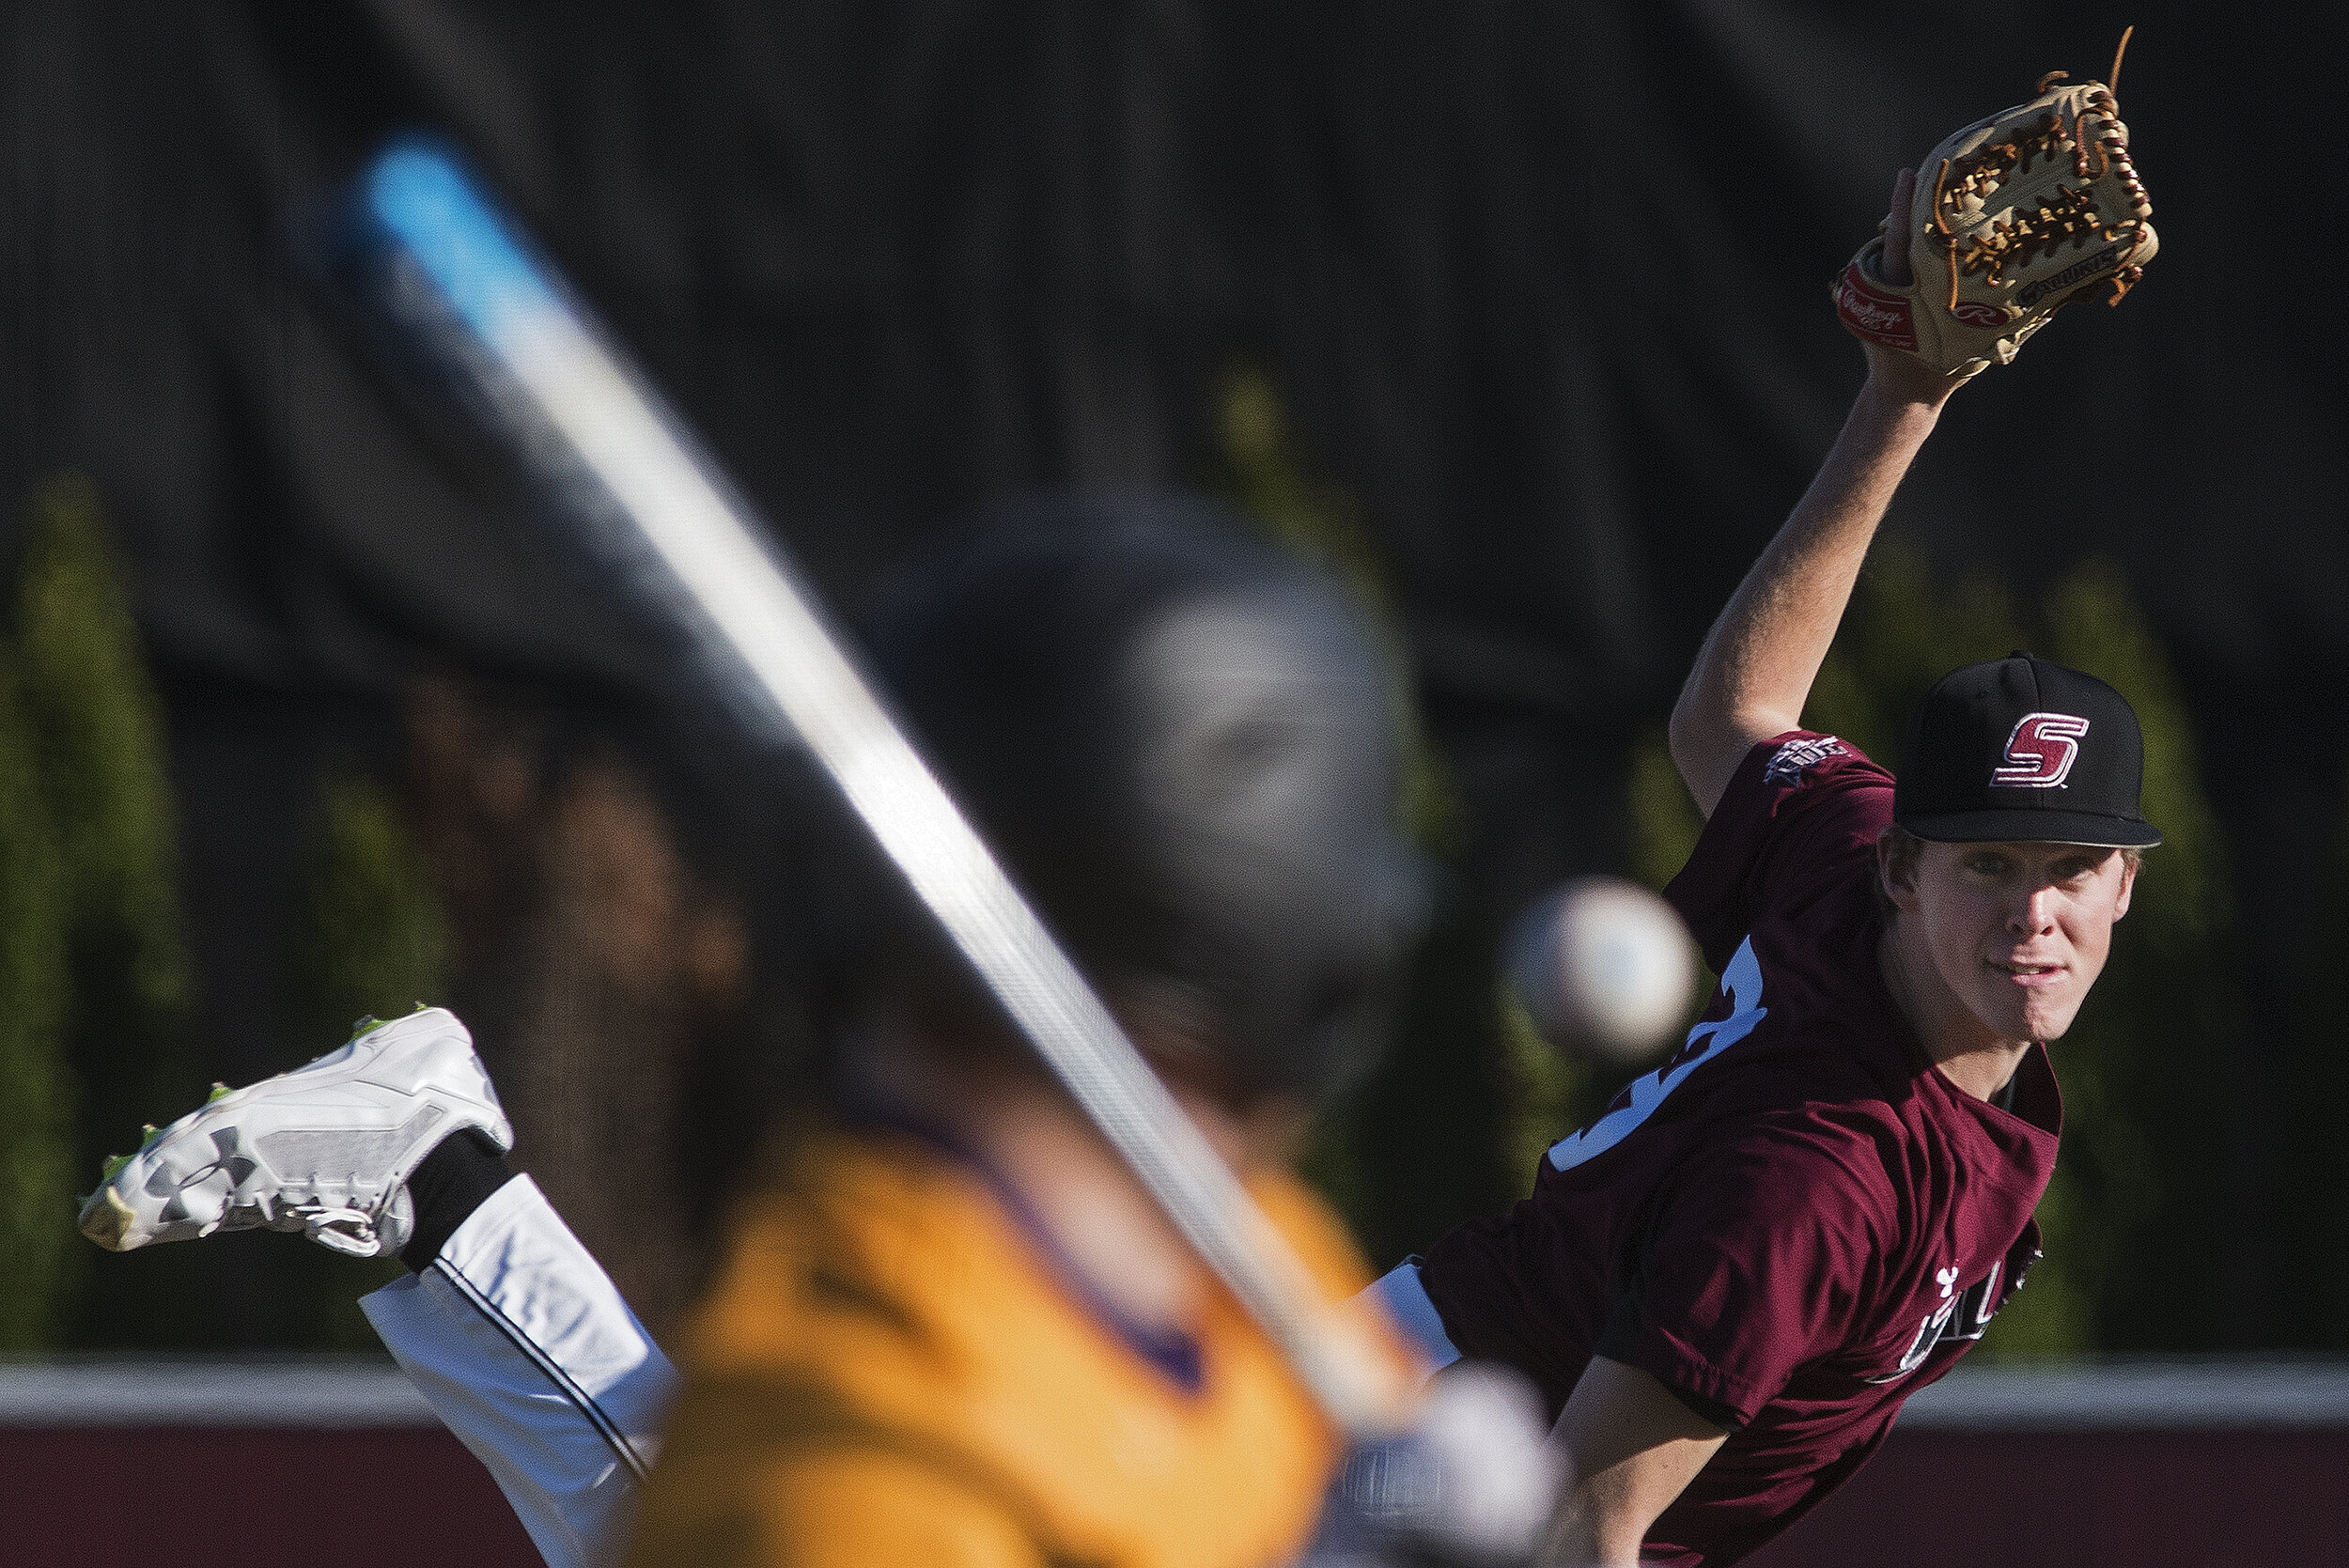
[307,136,1398,1439]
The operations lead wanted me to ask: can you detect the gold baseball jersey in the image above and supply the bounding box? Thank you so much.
[621,1120,1401,1568]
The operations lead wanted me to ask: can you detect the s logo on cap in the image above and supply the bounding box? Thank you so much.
[1991,712,2091,789]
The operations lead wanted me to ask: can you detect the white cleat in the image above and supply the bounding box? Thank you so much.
[76,1007,511,1259]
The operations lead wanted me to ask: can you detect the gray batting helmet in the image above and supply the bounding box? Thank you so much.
[855,491,1426,1107]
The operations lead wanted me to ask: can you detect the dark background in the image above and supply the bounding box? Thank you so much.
[4,2,2343,1351]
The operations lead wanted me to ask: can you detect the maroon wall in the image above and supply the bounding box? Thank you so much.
[5,1427,538,1567]
[1750,1429,2349,1567]
[11,1421,2344,1565]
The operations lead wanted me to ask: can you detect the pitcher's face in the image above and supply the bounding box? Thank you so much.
[1891,839,2137,1045]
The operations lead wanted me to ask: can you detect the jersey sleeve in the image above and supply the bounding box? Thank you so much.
[1596,1112,1893,1427]
[1664,731,1894,972]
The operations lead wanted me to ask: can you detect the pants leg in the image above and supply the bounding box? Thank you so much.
[361,1174,677,1568]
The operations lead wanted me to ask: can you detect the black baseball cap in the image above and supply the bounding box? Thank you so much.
[1893,652,2162,847]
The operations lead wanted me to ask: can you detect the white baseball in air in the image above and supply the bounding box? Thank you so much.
[1507,876,1698,1066]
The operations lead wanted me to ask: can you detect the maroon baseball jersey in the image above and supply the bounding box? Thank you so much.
[1420,732,2060,1565]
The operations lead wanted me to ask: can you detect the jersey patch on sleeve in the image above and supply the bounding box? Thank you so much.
[1762,735,1847,788]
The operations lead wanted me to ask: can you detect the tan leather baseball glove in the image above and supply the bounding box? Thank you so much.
[1836,32,2156,380]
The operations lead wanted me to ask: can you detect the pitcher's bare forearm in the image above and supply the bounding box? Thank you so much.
[1668,367,1949,818]
[1539,1357,1728,1567]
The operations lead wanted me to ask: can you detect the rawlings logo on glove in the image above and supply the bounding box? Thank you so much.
[1835,265,1917,349]
[1835,29,2156,380]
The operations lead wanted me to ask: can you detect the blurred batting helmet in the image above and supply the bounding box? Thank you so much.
[855,491,1425,1107]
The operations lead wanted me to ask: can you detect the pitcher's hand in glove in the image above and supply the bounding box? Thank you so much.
[1835,31,2155,383]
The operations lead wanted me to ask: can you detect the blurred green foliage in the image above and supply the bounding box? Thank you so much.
[299,773,449,1048]
[1499,990,1576,1197]
[0,644,74,1348]
[15,478,192,1052]
[0,476,452,1350]
[0,475,192,1347]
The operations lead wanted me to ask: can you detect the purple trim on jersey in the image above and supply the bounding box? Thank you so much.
[843,1100,1208,1396]
[1418,732,2061,1566]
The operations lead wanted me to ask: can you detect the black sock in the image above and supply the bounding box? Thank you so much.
[400,1128,516,1272]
